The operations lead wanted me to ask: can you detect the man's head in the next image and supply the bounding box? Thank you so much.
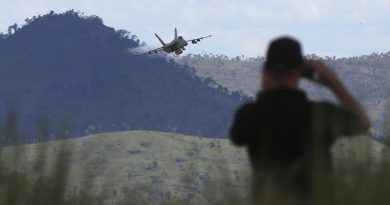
[265,36,304,73]
[262,36,305,89]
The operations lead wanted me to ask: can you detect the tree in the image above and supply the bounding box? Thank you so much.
[7,23,18,35]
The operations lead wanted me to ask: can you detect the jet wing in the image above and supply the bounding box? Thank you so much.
[187,35,212,44]
[138,47,164,55]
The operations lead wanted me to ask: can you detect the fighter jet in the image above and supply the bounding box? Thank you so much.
[140,28,212,55]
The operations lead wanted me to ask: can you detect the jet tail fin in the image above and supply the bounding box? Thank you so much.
[174,28,177,40]
[155,33,166,46]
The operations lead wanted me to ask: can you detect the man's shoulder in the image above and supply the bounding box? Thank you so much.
[310,101,347,114]
[309,101,353,120]
[235,101,259,117]
[238,101,257,111]
[309,101,363,136]
[231,102,261,127]
[311,101,338,110]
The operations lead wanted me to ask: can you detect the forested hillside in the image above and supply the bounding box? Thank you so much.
[176,53,390,142]
[0,11,247,142]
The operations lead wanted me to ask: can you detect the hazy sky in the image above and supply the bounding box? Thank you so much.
[1,0,389,57]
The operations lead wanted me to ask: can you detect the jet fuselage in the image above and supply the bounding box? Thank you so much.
[140,28,211,55]
[163,36,188,54]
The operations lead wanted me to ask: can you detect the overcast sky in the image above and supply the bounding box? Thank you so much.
[1,0,389,57]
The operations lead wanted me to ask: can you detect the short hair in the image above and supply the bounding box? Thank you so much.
[264,36,304,73]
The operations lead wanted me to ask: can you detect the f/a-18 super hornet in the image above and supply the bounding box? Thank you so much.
[140,28,212,55]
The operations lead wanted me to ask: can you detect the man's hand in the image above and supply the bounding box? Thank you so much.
[306,60,342,89]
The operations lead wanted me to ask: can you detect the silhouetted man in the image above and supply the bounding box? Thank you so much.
[230,37,370,200]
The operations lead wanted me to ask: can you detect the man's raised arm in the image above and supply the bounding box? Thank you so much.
[307,60,371,133]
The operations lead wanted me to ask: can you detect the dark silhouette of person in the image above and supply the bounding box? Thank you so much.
[230,37,370,201]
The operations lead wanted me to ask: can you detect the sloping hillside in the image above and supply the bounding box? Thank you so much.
[0,11,247,142]
[1,131,251,204]
[1,131,386,204]
[175,53,390,142]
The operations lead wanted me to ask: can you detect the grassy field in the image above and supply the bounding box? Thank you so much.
[1,131,251,204]
[0,131,388,204]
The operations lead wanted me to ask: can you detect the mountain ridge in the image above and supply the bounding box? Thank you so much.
[175,53,390,142]
[0,11,247,142]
